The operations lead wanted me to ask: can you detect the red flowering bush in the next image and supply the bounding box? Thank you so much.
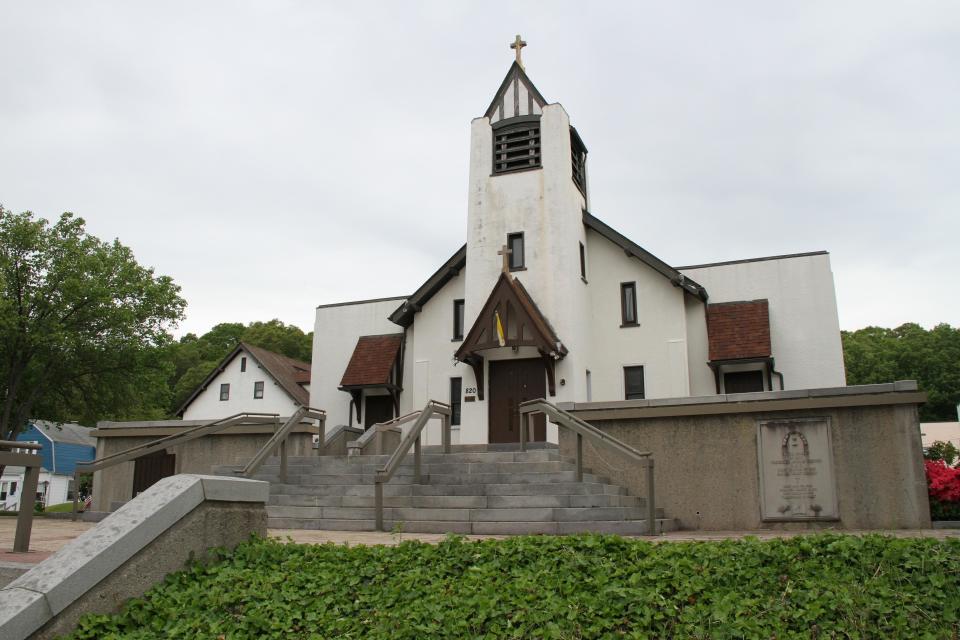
[925,459,960,505]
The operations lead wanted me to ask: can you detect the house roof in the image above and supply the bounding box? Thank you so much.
[339,334,404,388]
[389,245,467,328]
[583,211,709,301]
[28,420,95,447]
[706,300,772,362]
[176,342,311,415]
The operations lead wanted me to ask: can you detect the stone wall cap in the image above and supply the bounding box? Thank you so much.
[0,587,51,640]
[197,475,269,503]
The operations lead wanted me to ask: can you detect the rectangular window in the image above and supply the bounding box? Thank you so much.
[571,127,588,197]
[508,232,524,270]
[219,383,230,401]
[453,299,465,341]
[621,282,637,325]
[579,242,586,280]
[493,118,542,174]
[723,370,765,394]
[624,366,645,400]
[241,357,247,372]
[254,381,264,399]
[450,377,462,426]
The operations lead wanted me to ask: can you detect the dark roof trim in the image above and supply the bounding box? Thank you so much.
[175,341,308,416]
[583,211,708,301]
[676,251,829,271]
[389,245,467,327]
[316,295,408,310]
[483,61,549,120]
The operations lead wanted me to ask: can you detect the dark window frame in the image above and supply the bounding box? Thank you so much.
[450,377,462,426]
[492,116,542,175]
[620,282,638,326]
[723,369,766,394]
[253,381,264,399]
[571,127,588,197]
[219,383,230,401]
[624,366,645,400]
[508,232,525,271]
[240,357,247,372]
[579,242,586,281]
[453,299,465,341]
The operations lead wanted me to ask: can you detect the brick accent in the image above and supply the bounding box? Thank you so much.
[339,334,403,387]
[706,300,771,361]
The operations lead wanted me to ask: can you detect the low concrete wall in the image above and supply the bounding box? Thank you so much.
[0,474,268,640]
[560,383,931,531]
[91,420,315,511]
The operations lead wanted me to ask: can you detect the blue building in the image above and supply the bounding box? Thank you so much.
[1,420,95,510]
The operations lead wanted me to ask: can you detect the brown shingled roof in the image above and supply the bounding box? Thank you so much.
[339,334,404,388]
[706,300,771,361]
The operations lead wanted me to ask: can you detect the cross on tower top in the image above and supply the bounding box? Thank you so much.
[497,244,513,273]
[510,35,527,69]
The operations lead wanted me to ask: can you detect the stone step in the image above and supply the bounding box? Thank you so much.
[269,481,626,497]
[266,505,654,523]
[268,493,642,509]
[265,449,562,466]
[267,517,676,536]
[257,471,611,486]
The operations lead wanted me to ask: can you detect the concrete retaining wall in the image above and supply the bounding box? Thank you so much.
[560,384,931,531]
[0,474,268,640]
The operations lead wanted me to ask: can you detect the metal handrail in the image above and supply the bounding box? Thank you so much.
[519,398,657,536]
[348,410,422,456]
[240,406,327,481]
[0,441,43,551]
[72,411,282,519]
[374,400,451,531]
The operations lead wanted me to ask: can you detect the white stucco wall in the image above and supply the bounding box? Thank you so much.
[311,297,408,428]
[583,229,692,401]
[680,253,846,391]
[182,347,303,421]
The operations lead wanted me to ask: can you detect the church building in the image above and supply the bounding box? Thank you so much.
[311,39,846,446]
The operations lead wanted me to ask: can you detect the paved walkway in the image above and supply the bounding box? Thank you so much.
[2,518,957,567]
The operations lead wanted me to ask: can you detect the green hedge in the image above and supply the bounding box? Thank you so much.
[67,534,960,639]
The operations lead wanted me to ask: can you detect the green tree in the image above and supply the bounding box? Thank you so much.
[243,319,312,362]
[842,323,960,421]
[0,207,186,442]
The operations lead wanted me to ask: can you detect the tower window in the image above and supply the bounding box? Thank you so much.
[241,357,247,372]
[571,127,588,197]
[254,381,264,399]
[579,242,586,280]
[621,282,637,326]
[508,233,525,270]
[493,117,541,174]
[453,299,465,341]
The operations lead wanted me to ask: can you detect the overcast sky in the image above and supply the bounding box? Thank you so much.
[2,2,958,337]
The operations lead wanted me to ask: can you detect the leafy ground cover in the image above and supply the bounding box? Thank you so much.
[66,534,960,639]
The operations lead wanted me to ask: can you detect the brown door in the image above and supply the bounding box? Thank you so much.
[132,450,176,496]
[489,359,547,443]
[364,395,395,429]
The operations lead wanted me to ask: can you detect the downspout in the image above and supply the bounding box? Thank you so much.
[770,359,785,391]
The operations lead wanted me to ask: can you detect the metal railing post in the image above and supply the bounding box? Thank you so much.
[646,458,656,536]
[575,433,583,482]
[375,481,384,531]
[317,415,326,456]
[14,465,40,553]
[413,435,422,484]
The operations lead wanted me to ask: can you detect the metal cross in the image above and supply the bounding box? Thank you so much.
[497,244,512,273]
[510,35,527,68]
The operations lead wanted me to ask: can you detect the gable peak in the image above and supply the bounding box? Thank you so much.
[484,60,548,124]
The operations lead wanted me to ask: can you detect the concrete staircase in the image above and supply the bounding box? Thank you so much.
[242,445,674,535]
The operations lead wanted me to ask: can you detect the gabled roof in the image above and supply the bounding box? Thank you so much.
[484,61,549,122]
[27,420,95,447]
[176,341,311,415]
[583,211,709,301]
[455,272,567,362]
[339,334,404,388]
[389,245,467,328]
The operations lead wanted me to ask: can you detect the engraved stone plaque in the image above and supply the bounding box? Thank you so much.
[757,418,838,521]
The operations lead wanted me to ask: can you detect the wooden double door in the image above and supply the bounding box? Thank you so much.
[488,359,546,443]
[132,450,176,496]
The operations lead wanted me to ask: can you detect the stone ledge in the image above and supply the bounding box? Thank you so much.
[0,474,268,640]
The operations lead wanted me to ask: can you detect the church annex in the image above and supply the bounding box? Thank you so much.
[311,41,846,446]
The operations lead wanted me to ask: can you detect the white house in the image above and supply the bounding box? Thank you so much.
[177,342,311,420]
[311,48,846,446]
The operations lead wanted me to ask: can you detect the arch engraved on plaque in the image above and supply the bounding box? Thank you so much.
[757,418,838,521]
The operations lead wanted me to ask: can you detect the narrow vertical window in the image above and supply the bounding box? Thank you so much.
[219,383,230,401]
[585,370,592,402]
[620,282,637,326]
[254,381,264,399]
[453,299,465,341]
[240,357,247,372]
[450,377,462,426]
[624,366,645,400]
[508,232,524,270]
[579,242,586,280]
